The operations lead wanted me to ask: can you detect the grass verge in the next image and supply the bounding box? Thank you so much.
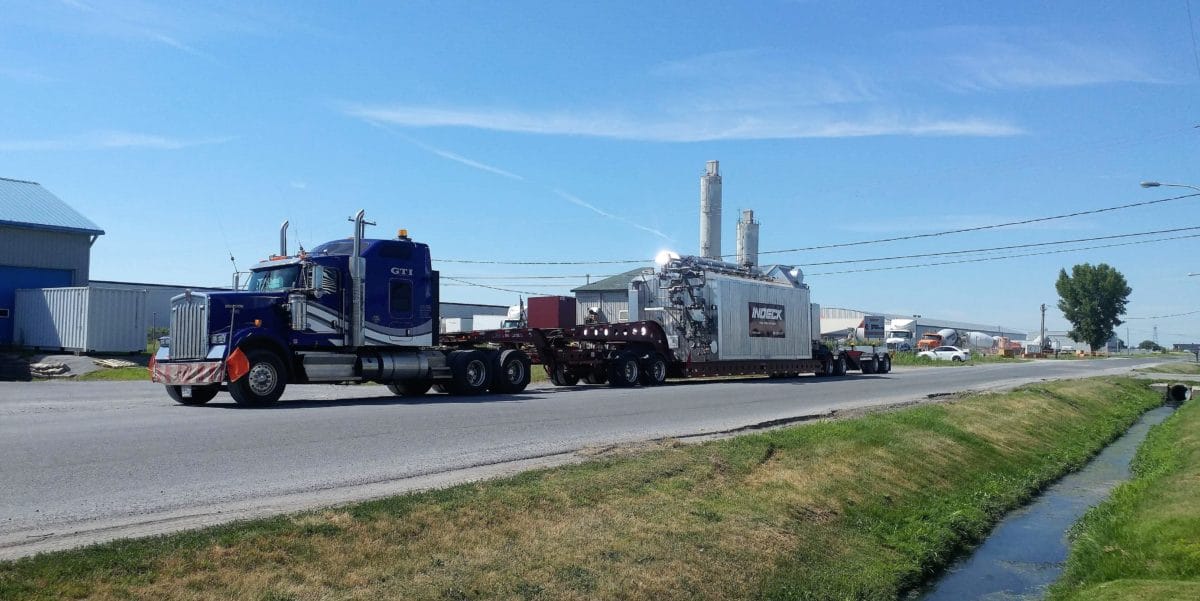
[1134,361,1200,375]
[1047,389,1200,600]
[76,367,151,381]
[888,352,1026,367]
[0,377,1162,600]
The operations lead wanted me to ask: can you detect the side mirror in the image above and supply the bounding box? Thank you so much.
[311,265,325,299]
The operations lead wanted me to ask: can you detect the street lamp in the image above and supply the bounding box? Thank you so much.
[1140,181,1200,193]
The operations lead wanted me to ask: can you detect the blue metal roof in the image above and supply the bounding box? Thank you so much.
[0,177,104,236]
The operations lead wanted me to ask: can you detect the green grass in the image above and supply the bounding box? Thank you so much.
[0,377,1162,601]
[1048,391,1200,600]
[1134,362,1200,375]
[888,351,1027,367]
[76,366,151,381]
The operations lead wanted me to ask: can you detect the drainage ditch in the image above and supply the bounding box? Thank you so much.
[914,383,1192,600]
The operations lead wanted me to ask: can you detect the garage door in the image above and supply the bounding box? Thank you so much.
[0,266,73,344]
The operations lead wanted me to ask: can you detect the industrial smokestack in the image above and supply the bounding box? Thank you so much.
[736,209,759,268]
[699,160,722,259]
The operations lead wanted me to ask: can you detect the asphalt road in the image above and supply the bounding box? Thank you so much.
[0,357,1168,558]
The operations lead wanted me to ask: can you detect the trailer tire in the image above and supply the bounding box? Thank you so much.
[639,353,668,386]
[816,358,833,377]
[861,358,877,374]
[166,384,218,405]
[583,367,608,385]
[608,353,639,387]
[880,354,892,373]
[490,349,531,393]
[832,354,848,377]
[228,349,286,407]
[549,363,579,386]
[387,379,432,397]
[447,350,491,395]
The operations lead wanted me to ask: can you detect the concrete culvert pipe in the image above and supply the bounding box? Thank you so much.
[1168,383,1192,403]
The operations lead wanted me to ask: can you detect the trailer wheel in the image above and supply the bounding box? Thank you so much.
[387,379,432,397]
[815,358,833,377]
[447,350,490,395]
[832,354,848,377]
[166,384,219,405]
[880,354,892,373]
[490,349,531,393]
[550,363,579,386]
[228,349,286,407]
[608,353,640,387]
[639,353,668,386]
[583,366,608,385]
[861,358,877,374]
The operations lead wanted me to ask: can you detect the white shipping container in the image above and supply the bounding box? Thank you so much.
[440,317,473,333]
[471,314,506,330]
[14,287,148,353]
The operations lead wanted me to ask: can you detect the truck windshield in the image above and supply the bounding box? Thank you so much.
[246,265,301,291]
[888,331,912,339]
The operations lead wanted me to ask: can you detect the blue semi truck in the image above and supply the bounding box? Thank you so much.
[152,210,888,406]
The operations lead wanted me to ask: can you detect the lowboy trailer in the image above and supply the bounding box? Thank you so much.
[151,211,889,406]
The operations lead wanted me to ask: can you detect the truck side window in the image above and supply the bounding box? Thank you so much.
[390,280,413,315]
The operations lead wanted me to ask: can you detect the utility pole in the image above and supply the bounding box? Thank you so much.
[1039,303,1046,349]
[1153,325,1159,349]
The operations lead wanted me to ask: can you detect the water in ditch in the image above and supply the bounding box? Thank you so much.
[915,403,1178,601]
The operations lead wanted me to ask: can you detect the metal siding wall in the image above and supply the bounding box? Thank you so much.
[576,292,629,324]
[87,288,147,352]
[0,266,74,344]
[713,276,811,361]
[14,287,147,352]
[0,226,90,283]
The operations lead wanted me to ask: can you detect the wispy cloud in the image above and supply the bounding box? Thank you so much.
[905,26,1171,91]
[347,104,1022,141]
[0,130,234,151]
[552,189,674,241]
[376,126,525,180]
[365,124,672,240]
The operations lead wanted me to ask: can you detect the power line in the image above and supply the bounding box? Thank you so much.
[796,225,1200,267]
[1126,309,1200,320]
[433,191,1200,265]
[440,276,555,296]
[1187,0,1200,79]
[806,232,1200,276]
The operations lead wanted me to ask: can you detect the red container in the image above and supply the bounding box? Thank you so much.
[528,296,577,329]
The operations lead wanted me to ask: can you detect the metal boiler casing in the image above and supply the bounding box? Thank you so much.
[707,273,812,361]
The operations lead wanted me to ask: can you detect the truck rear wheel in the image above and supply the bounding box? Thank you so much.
[228,349,286,407]
[490,349,531,393]
[608,353,639,387]
[166,384,219,405]
[639,353,668,386]
[387,379,432,397]
[447,350,490,395]
[880,354,892,373]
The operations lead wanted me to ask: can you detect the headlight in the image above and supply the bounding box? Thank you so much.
[210,332,228,345]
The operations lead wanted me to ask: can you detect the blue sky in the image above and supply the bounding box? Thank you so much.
[3,1,1199,344]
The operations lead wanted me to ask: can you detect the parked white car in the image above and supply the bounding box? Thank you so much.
[918,345,972,362]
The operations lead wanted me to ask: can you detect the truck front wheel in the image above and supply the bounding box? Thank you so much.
[166,384,219,405]
[228,349,286,407]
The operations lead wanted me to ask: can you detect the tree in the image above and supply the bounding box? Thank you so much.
[1055,263,1131,353]
[1138,340,1163,352]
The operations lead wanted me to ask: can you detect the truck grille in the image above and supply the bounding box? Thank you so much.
[169,293,209,360]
